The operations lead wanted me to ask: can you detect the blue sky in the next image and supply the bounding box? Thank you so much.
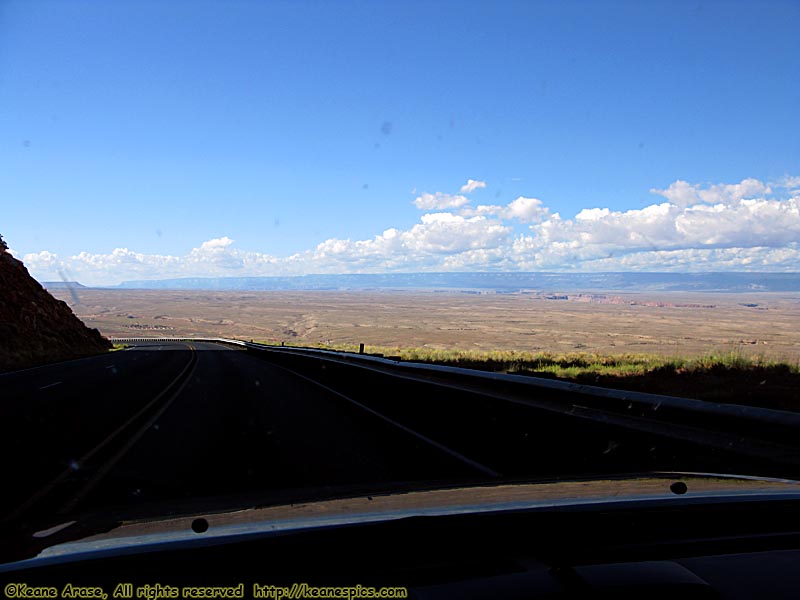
[1,0,799,284]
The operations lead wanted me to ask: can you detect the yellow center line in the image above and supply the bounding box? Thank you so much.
[3,344,197,524]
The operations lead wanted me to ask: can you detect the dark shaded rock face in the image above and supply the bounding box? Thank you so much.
[0,237,111,372]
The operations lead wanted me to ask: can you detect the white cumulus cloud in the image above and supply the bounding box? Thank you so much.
[510,190,800,268]
[504,196,549,223]
[774,175,800,191]
[413,192,470,210]
[309,213,510,270]
[650,177,771,208]
[17,175,800,285]
[462,196,549,223]
[460,179,487,193]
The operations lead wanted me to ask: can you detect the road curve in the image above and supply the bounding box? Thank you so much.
[1,341,487,523]
[3,338,784,528]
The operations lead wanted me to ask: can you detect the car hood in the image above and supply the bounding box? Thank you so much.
[2,472,794,568]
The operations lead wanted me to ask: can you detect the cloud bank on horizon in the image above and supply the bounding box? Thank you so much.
[16,176,800,286]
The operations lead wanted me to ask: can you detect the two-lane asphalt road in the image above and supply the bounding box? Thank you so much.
[1,343,195,516]
[1,341,485,522]
[4,338,776,528]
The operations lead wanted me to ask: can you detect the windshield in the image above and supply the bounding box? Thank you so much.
[1,0,799,554]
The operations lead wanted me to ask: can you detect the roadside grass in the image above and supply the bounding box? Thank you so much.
[110,343,129,351]
[254,340,799,379]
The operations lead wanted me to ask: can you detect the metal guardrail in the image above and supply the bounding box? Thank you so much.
[111,337,247,345]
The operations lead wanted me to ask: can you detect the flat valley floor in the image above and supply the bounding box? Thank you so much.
[53,289,800,362]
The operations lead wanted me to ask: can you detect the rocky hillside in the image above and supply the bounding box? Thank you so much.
[0,234,111,372]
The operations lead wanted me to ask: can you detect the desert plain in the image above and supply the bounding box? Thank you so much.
[52,289,800,362]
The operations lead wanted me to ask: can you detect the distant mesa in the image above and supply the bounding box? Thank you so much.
[114,272,800,293]
[41,281,87,289]
[0,234,111,372]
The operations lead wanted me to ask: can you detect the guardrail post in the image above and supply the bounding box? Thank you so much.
[359,343,365,354]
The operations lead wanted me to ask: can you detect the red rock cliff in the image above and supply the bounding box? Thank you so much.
[0,235,111,372]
